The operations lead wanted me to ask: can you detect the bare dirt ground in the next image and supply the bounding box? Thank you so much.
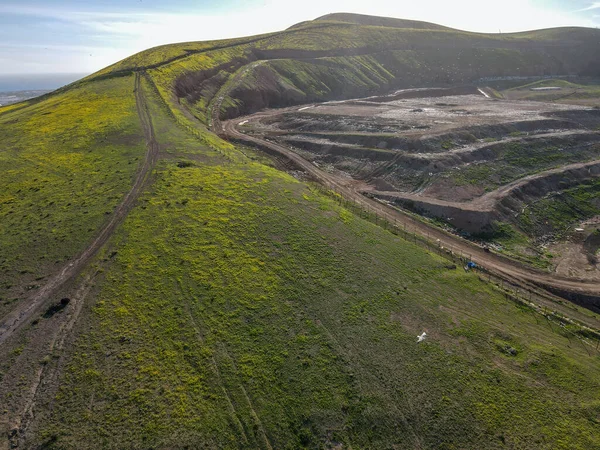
[549,217,600,281]
[270,91,591,136]
[222,115,600,320]
[240,92,599,202]
[363,158,600,227]
[0,72,160,449]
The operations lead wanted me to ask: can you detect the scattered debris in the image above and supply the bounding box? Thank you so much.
[530,87,562,91]
[465,261,477,271]
[477,88,491,98]
[417,332,427,343]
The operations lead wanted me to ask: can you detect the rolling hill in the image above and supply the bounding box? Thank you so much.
[1,13,600,449]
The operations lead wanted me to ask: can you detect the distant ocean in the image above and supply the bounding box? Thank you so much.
[0,73,87,91]
[0,73,88,105]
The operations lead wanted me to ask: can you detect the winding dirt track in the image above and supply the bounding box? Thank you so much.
[0,72,159,346]
[367,158,600,212]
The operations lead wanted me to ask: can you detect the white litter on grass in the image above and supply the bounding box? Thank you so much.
[238,120,249,126]
[477,88,491,98]
[530,87,562,91]
[417,332,427,343]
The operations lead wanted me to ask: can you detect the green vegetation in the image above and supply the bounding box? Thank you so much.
[91,35,272,78]
[95,15,600,126]
[503,78,600,105]
[510,79,584,90]
[476,222,553,269]
[450,141,600,189]
[518,178,600,237]
[219,45,594,120]
[473,178,600,266]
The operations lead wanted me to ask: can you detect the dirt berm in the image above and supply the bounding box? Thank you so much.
[370,160,600,234]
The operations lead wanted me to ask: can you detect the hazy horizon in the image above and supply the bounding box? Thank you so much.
[0,73,88,91]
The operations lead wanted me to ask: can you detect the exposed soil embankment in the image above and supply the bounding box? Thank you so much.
[495,162,600,233]
[369,160,600,234]
[273,118,583,150]
[224,64,311,117]
[176,43,600,124]
[219,43,600,120]
[370,191,497,232]
[545,109,600,128]
[280,130,597,167]
[365,86,481,102]
[175,56,254,106]
[222,115,600,315]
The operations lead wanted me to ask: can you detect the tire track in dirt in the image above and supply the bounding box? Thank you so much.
[223,119,600,301]
[0,72,159,347]
[9,269,100,448]
[216,342,274,450]
[314,319,423,448]
[176,279,272,449]
[176,280,250,446]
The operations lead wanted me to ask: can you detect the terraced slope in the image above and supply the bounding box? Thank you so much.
[234,84,600,271]
[1,13,600,450]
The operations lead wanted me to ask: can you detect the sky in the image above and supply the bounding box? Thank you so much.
[0,0,599,76]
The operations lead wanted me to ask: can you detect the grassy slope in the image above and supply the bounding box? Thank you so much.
[213,22,600,118]
[31,80,600,449]
[502,78,600,105]
[0,75,145,320]
[309,12,455,30]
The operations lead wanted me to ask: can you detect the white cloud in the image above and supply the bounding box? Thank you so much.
[577,2,600,11]
[72,0,598,52]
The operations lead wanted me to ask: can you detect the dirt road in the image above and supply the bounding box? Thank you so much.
[366,158,600,212]
[0,72,159,346]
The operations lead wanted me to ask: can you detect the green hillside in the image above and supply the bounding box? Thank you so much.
[502,78,600,105]
[1,14,600,449]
